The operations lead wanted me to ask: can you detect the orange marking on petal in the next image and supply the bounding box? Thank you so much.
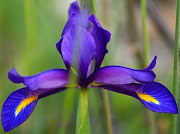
[90,82,101,87]
[137,92,159,104]
[15,95,38,116]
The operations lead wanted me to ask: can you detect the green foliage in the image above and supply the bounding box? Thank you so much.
[172,0,180,134]
[76,89,91,134]
[0,0,177,134]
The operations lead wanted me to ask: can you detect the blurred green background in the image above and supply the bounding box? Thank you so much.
[0,0,178,134]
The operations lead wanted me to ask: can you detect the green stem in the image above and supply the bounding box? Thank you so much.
[24,0,36,74]
[172,0,180,134]
[92,0,97,16]
[140,0,156,134]
[24,1,38,133]
[76,89,91,134]
[141,0,149,66]
[0,0,2,40]
[79,0,83,9]
[58,89,75,134]
[103,90,113,134]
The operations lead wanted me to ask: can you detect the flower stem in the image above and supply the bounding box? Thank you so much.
[141,0,149,66]
[140,0,156,134]
[92,0,97,16]
[58,89,75,134]
[103,90,113,134]
[172,0,180,134]
[76,89,91,134]
[24,0,36,74]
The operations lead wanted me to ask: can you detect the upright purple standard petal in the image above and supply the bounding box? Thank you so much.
[97,82,178,114]
[61,23,96,79]
[56,14,78,56]
[8,68,72,91]
[89,14,111,70]
[56,2,90,62]
[89,57,156,85]
[68,1,80,18]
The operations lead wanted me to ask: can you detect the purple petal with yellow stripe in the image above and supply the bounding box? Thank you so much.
[1,87,38,132]
[1,86,66,132]
[97,82,178,114]
[8,68,70,91]
[137,82,178,113]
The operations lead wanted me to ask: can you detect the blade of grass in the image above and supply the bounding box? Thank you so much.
[140,0,157,134]
[76,89,91,134]
[58,71,77,134]
[0,1,4,134]
[103,90,113,134]
[172,0,180,134]
[23,1,39,133]
[141,0,149,66]
[24,0,36,74]
[92,0,97,17]
[58,89,76,134]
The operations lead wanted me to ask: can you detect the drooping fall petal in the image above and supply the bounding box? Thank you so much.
[1,86,66,132]
[97,82,178,114]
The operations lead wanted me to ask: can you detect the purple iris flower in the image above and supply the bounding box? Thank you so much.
[1,1,178,132]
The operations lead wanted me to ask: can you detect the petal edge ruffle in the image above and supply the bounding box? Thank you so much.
[88,56,156,85]
[8,68,71,91]
[89,14,111,70]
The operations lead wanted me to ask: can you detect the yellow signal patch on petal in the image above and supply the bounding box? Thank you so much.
[90,82,101,87]
[137,92,159,105]
[15,95,38,116]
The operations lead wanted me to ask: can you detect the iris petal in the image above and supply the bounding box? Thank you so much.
[57,2,89,57]
[56,14,78,56]
[89,56,156,85]
[97,82,178,114]
[89,14,111,70]
[8,68,71,91]
[1,86,66,132]
[61,23,96,78]
[1,87,37,132]
[8,67,23,84]
[68,1,80,18]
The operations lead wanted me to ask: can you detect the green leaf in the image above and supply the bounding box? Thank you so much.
[172,0,180,134]
[76,89,91,134]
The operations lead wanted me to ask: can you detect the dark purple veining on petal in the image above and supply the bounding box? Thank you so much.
[97,82,178,114]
